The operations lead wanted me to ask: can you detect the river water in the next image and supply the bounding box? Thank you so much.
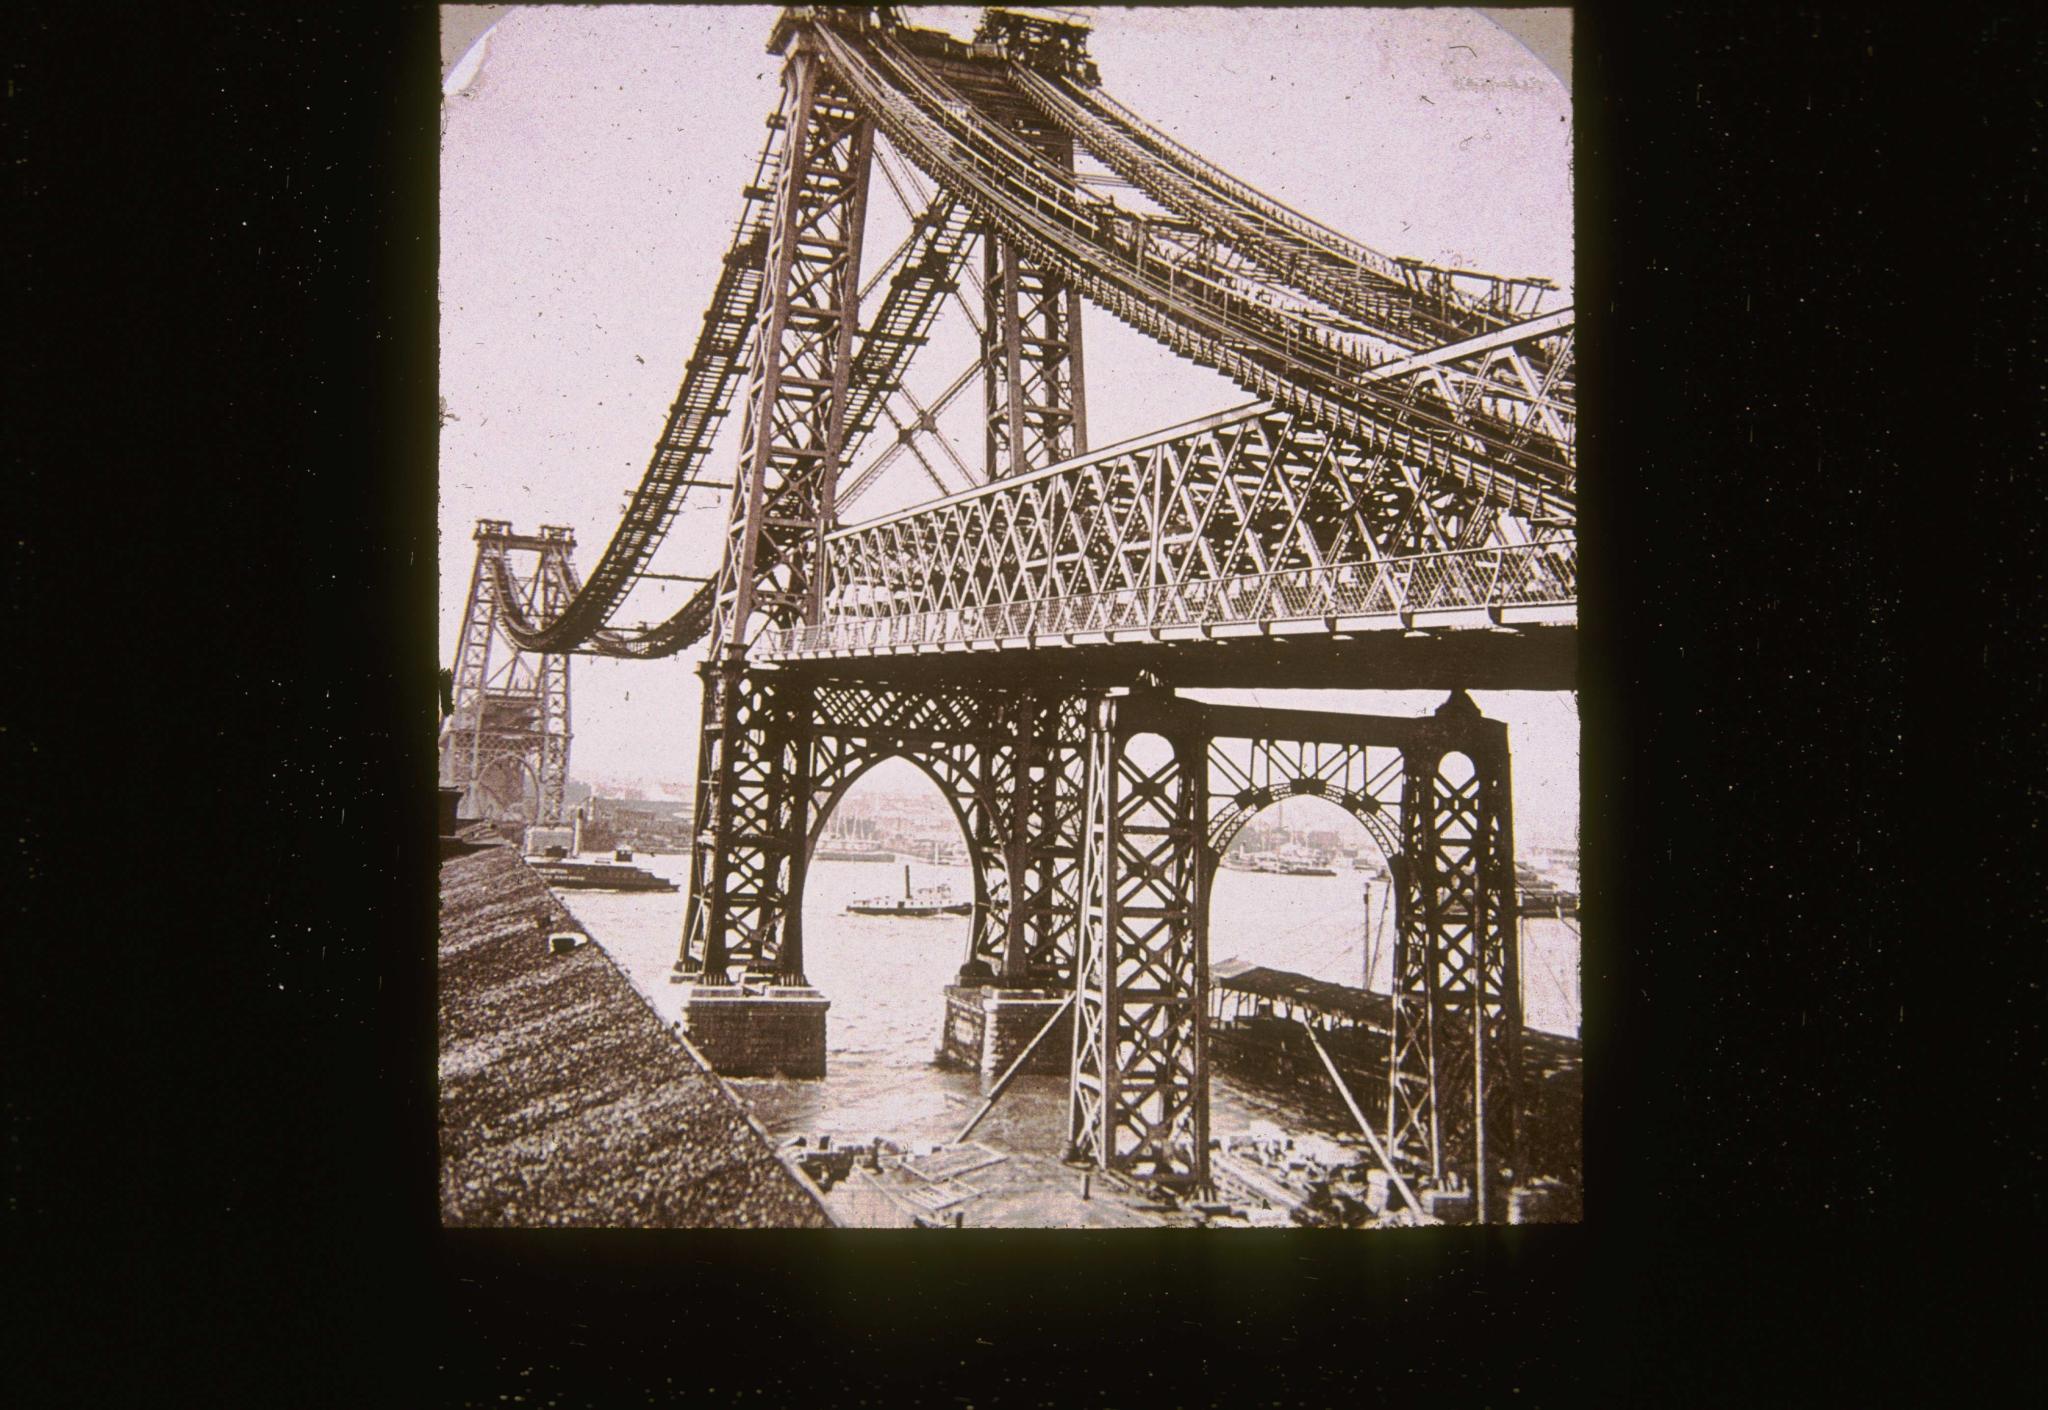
[560,851,1581,1157]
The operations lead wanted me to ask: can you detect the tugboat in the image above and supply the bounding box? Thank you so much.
[528,849,679,893]
[846,865,972,918]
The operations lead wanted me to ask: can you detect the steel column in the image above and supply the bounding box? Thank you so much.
[680,37,874,981]
[1068,691,1208,1190]
[1386,691,1521,1217]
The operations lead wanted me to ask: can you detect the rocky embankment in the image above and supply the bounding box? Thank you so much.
[438,829,831,1227]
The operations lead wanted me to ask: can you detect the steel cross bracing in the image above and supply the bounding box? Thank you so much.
[680,39,879,977]
[676,678,1088,984]
[484,5,1572,664]
[441,521,577,824]
[704,49,874,647]
[985,229,1088,476]
[762,400,1576,665]
[963,62,1089,479]
[662,666,1522,1204]
[1388,703,1521,1221]
[1066,687,1519,1209]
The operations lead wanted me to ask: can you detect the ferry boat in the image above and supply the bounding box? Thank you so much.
[847,865,972,918]
[814,836,895,863]
[528,856,679,893]
[1270,849,1337,877]
[1220,848,1336,876]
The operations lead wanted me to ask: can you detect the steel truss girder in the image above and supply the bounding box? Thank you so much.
[678,673,1089,984]
[1065,688,1519,1212]
[765,404,1576,660]
[441,522,576,824]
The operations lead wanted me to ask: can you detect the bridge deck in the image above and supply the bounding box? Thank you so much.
[764,621,1576,693]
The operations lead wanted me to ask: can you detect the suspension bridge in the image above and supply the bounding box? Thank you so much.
[440,6,1575,1222]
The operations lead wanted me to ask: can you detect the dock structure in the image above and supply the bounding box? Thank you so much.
[437,829,832,1227]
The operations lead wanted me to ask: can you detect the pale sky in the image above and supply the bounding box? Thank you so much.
[438,6,1577,847]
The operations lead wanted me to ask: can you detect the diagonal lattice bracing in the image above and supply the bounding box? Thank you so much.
[1063,688,1519,1210]
[1386,696,1522,1221]
[984,232,1087,478]
[765,404,1574,661]
[678,676,1091,986]
[442,522,577,825]
[812,20,1574,521]
[677,39,881,980]
[1069,696,1210,1190]
[705,47,876,650]
[678,665,812,981]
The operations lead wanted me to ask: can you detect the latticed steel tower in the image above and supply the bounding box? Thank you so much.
[467,6,1577,1215]
[440,521,576,825]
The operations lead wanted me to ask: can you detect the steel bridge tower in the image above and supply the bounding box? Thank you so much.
[440,521,576,827]
[468,6,1576,1221]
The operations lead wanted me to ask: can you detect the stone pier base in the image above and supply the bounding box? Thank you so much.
[938,987,1073,1088]
[676,984,830,1078]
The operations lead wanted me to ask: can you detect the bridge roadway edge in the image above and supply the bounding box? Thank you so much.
[763,620,1576,693]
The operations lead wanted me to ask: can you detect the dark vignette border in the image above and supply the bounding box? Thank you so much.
[12,0,2031,1403]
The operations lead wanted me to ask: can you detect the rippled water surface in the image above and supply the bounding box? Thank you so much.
[561,852,1580,1154]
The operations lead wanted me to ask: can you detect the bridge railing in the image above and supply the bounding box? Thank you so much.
[759,538,1575,658]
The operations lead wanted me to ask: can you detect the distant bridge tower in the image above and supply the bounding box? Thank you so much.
[440,521,576,825]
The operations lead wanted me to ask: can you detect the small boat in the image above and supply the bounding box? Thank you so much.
[1515,863,1580,918]
[847,865,972,918]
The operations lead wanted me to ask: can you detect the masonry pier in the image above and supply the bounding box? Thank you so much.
[674,983,831,1079]
[938,985,1075,1087]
